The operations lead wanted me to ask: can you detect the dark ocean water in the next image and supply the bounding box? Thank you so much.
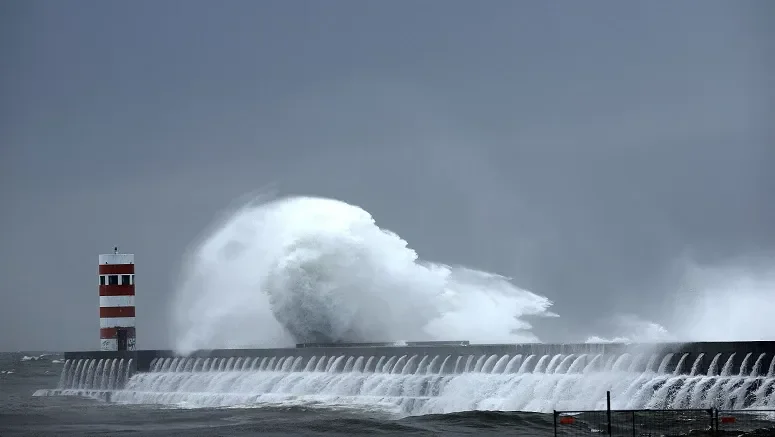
[5,352,775,436]
[0,352,556,436]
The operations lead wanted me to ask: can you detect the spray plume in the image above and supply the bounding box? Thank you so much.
[172,196,556,354]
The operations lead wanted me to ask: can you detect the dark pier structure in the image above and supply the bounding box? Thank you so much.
[64,340,775,376]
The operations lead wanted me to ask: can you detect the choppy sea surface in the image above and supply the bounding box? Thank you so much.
[5,351,775,436]
[0,352,556,436]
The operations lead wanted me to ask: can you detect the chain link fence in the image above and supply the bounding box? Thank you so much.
[715,409,775,435]
[554,409,714,436]
[554,408,775,436]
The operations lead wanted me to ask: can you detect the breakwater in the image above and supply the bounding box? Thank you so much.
[62,340,775,375]
[43,340,775,413]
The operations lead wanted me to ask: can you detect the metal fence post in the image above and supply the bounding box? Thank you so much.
[553,410,557,437]
[606,391,612,435]
[631,410,636,437]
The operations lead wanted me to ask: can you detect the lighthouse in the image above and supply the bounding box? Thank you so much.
[98,247,136,351]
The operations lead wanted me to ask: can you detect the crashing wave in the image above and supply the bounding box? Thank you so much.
[172,196,556,353]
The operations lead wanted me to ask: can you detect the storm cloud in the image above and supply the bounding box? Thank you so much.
[1,0,772,351]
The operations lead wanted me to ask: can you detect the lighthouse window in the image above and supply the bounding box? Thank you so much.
[108,275,119,285]
[99,275,106,286]
[121,275,131,285]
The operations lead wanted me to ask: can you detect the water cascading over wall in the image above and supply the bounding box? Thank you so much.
[38,357,135,401]
[49,343,775,415]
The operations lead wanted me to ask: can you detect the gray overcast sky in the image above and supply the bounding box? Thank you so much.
[1,1,773,351]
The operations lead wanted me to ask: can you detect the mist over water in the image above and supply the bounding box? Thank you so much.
[671,263,775,342]
[172,196,556,354]
[586,262,775,344]
[585,314,677,344]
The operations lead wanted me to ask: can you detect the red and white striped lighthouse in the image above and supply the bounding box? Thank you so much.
[98,247,136,351]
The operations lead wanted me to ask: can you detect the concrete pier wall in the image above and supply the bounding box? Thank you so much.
[63,341,775,375]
